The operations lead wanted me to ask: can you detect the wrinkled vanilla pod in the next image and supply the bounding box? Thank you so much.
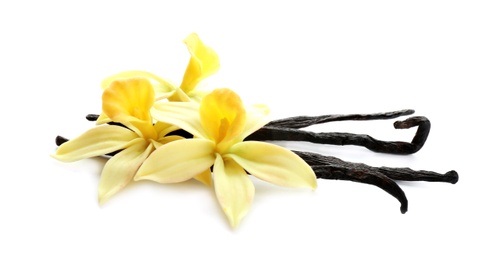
[247,110,430,154]
[265,109,415,129]
[294,150,458,213]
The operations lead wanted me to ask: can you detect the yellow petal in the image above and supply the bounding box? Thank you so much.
[168,87,191,102]
[179,33,220,93]
[193,168,212,186]
[102,77,157,139]
[153,121,180,138]
[151,101,208,139]
[200,88,246,144]
[102,77,154,122]
[95,112,111,125]
[227,141,317,189]
[98,139,153,204]
[214,154,254,228]
[52,125,139,162]
[134,139,216,183]
[101,70,176,100]
[240,104,270,140]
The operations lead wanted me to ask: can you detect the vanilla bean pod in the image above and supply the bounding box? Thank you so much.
[247,116,430,154]
[87,112,430,154]
[265,109,415,129]
[293,150,458,213]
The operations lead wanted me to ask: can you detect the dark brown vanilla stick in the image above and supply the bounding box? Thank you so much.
[86,112,430,154]
[247,116,430,154]
[266,109,415,129]
[293,150,458,213]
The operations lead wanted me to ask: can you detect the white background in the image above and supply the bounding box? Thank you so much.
[1,1,485,259]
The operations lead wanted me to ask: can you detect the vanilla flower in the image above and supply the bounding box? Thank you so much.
[135,88,317,227]
[52,78,183,203]
[100,32,219,102]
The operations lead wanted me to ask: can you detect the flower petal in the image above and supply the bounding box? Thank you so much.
[52,125,139,162]
[134,139,216,183]
[98,139,153,204]
[200,88,246,144]
[214,154,254,228]
[240,104,270,140]
[227,141,317,189]
[101,70,176,100]
[151,101,208,139]
[179,33,220,93]
[168,88,191,102]
[102,77,157,138]
[102,77,154,122]
[193,168,212,186]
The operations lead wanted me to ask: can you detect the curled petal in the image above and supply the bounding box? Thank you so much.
[227,141,317,189]
[135,139,216,183]
[180,33,220,93]
[151,101,208,139]
[101,70,176,100]
[52,125,139,162]
[214,154,254,228]
[98,139,153,204]
[102,77,154,122]
[102,77,157,138]
[200,88,246,144]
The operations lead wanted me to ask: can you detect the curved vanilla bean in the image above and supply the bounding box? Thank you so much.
[293,150,408,213]
[247,116,430,154]
[266,109,415,129]
[293,151,457,213]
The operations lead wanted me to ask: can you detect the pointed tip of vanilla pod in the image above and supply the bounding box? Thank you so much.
[86,114,99,121]
[55,136,69,146]
[400,201,408,214]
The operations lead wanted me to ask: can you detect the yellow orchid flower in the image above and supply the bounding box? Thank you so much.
[135,88,317,228]
[52,77,186,204]
[95,33,219,125]
[101,32,219,102]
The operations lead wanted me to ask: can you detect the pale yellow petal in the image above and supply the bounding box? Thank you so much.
[193,168,212,186]
[101,70,175,92]
[151,101,208,139]
[52,125,139,162]
[240,104,270,140]
[95,112,111,125]
[180,33,220,93]
[200,88,246,144]
[153,121,180,137]
[168,88,191,102]
[134,139,216,183]
[98,139,153,204]
[227,141,317,189]
[214,154,254,228]
[157,135,185,146]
